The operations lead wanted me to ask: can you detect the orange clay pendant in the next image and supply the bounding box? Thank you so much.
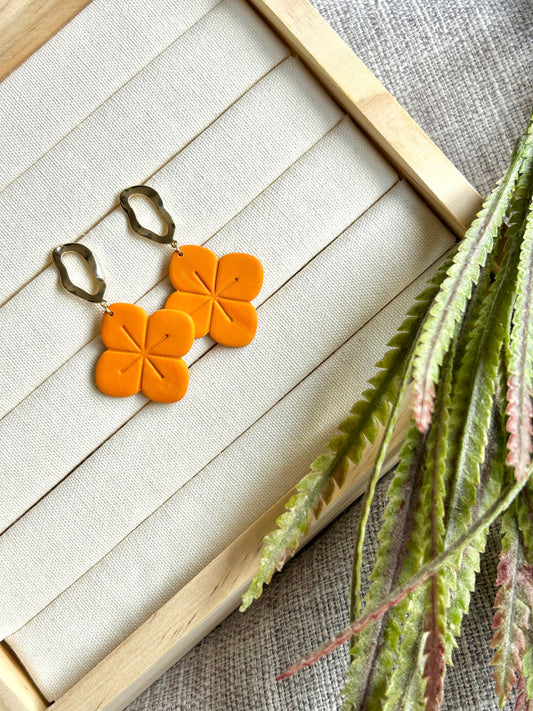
[52,243,194,403]
[120,186,264,347]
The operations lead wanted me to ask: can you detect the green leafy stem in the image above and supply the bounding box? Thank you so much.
[241,111,533,711]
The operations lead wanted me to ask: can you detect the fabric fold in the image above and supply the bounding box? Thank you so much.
[0,117,394,533]
[0,0,221,191]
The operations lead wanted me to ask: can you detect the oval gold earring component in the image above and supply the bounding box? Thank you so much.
[52,243,194,403]
[119,185,264,348]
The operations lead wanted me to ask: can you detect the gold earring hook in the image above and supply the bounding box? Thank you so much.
[52,242,112,313]
[119,185,182,254]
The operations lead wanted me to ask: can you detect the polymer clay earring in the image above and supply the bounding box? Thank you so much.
[52,243,194,403]
[119,186,264,348]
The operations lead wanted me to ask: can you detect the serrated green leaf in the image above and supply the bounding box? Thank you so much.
[419,340,457,711]
[439,153,533,670]
[440,197,520,579]
[382,593,427,711]
[506,140,533,480]
[237,108,533,711]
[444,393,505,661]
[385,338,457,711]
[376,382,452,711]
[349,256,457,624]
[412,131,531,431]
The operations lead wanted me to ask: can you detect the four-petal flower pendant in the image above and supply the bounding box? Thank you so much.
[165,245,263,347]
[96,303,194,403]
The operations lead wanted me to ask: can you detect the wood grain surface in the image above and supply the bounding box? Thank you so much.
[0,645,45,711]
[0,0,91,82]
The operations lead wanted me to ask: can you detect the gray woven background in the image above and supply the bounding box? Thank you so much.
[127,1,533,709]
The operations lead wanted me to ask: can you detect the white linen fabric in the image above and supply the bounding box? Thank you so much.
[0,114,393,532]
[7,261,444,700]
[0,57,342,421]
[0,179,454,641]
[0,0,288,306]
[0,0,220,191]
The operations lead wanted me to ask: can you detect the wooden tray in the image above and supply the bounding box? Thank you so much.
[0,1,481,710]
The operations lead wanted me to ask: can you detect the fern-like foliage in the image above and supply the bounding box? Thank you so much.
[348,256,455,626]
[241,111,533,711]
[278,474,529,681]
[343,343,455,711]
[341,423,427,711]
[412,135,527,432]
[417,152,533,700]
[419,344,457,711]
[365,125,533,708]
[344,340,506,711]
[374,348,455,711]
[507,133,533,480]
[439,150,533,680]
[241,256,454,611]
[388,339,458,711]
[380,356,456,711]
[436,181,526,661]
[491,504,533,706]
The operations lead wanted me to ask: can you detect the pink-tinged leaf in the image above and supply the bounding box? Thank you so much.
[491,508,533,705]
[241,255,456,614]
[516,676,533,711]
[420,355,451,711]
[422,576,446,711]
[506,375,533,481]
[505,149,533,481]
[346,259,459,647]
[413,382,435,434]
[412,135,529,433]
[444,391,506,663]
[342,424,428,709]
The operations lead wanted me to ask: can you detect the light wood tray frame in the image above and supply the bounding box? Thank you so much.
[0,1,482,709]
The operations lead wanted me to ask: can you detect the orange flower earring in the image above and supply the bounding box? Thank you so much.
[52,243,194,403]
[119,186,264,348]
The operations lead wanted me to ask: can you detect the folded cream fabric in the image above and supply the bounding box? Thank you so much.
[0,117,395,533]
[6,261,444,700]
[0,57,342,421]
[0,0,288,307]
[0,181,454,640]
[0,0,220,190]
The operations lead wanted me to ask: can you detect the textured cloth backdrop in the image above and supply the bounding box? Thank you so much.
[118,0,531,709]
